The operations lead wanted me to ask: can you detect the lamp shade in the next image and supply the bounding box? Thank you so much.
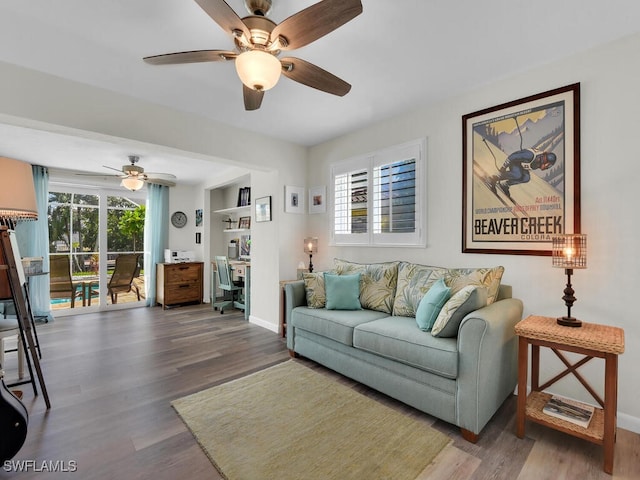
[235,50,282,91]
[304,237,318,254]
[121,176,145,191]
[552,234,587,269]
[0,157,37,221]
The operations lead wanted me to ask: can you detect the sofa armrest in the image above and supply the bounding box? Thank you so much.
[456,297,524,435]
[285,281,306,349]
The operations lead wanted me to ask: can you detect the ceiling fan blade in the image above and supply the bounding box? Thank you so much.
[270,0,362,51]
[143,50,237,65]
[194,0,250,39]
[102,165,124,173]
[280,57,351,96]
[74,173,122,178]
[243,85,264,111]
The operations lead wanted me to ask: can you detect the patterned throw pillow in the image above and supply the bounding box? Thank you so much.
[431,286,488,337]
[445,266,504,305]
[303,271,332,308]
[392,262,448,317]
[334,259,399,314]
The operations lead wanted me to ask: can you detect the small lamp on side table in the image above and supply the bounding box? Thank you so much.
[303,237,318,273]
[552,233,587,327]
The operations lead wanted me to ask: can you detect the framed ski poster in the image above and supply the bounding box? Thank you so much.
[462,83,581,256]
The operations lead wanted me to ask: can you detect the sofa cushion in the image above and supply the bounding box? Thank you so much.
[445,266,504,305]
[291,307,388,346]
[324,273,362,310]
[392,262,448,317]
[333,259,399,314]
[415,278,451,331]
[353,316,458,379]
[431,286,488,337]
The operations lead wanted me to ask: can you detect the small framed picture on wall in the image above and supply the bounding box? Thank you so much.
[308,186,326,214]
[285,185,304,214]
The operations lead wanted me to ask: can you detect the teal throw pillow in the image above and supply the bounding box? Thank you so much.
[324,273,362,310]
[415,278,451,331]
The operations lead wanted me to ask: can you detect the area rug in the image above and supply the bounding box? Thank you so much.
[171,361,450,480]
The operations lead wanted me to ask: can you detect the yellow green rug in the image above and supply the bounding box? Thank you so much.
[172,361,450,480]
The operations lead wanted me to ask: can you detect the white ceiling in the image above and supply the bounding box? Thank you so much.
[0,0,639,186]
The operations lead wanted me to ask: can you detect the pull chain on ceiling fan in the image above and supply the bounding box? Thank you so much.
[143,0,363,110]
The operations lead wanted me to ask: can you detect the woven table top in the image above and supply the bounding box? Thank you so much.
[515,315,625,354]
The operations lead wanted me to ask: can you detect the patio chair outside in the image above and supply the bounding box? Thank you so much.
[108,253,141,304]
[49,256,83,308]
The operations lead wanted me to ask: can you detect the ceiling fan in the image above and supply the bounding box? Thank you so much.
[76,155,177,191]
[143,0,363,110]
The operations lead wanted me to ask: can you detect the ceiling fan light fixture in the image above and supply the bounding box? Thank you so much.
[121,177,145,191]
[235,50,281,91]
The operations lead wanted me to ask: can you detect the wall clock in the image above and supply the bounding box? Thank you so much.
[171,211,187,228]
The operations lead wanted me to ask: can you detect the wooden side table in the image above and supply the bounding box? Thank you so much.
[515,315,625,474]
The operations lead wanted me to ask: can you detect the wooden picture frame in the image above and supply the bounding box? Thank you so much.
[462,83,581,255]
[238,216,251,230]
[255,196,272,222]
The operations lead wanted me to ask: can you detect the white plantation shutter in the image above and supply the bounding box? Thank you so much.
[332,160,369,244]
[331,139,425,247]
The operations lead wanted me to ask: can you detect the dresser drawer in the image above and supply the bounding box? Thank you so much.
[164,284,201,303]
[233,264,246,277]
[164,264,202,284]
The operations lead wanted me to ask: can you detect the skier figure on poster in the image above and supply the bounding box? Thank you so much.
[487,118,557,198]
[489,148,556,197]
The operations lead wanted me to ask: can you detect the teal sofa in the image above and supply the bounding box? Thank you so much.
[285,260,523,441]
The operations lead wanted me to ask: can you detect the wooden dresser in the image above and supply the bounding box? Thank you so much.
[156,262,203,309]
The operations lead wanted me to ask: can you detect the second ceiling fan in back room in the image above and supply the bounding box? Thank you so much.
[76,155,177,191]
[143,0,363,110]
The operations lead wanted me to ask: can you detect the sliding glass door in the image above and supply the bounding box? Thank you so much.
[48,185,146,314]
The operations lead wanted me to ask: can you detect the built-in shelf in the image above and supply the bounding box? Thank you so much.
[223,228,251,233]
[214,205,251,215]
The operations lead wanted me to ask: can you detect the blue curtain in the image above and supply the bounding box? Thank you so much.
[144,183,169,306]
[15,166,53,321]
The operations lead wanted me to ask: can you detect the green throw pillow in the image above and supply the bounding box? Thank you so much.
[324,273,362,310]
[415,278,451,331]
[431,286,488,337]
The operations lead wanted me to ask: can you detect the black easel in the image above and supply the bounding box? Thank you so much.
[0,226,50,409]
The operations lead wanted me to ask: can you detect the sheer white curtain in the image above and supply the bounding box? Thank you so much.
[144,184,169,306]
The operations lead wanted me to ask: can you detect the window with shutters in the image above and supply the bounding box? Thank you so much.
[331,139,426,247]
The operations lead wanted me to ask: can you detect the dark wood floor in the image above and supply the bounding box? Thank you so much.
[3,304,638,479]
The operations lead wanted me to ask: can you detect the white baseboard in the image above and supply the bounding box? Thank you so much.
[249,315,279,334]
[618,412,640,434]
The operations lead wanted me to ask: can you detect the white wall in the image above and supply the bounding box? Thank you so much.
[0,60,308,333]
[307,32,640,431]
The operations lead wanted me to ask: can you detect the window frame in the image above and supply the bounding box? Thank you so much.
[330,138,427,247]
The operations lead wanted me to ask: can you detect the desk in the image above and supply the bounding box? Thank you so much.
[211,261,250,320]
[515,315,625,474]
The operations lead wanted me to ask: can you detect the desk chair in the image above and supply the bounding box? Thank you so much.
[213,256,243,314]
